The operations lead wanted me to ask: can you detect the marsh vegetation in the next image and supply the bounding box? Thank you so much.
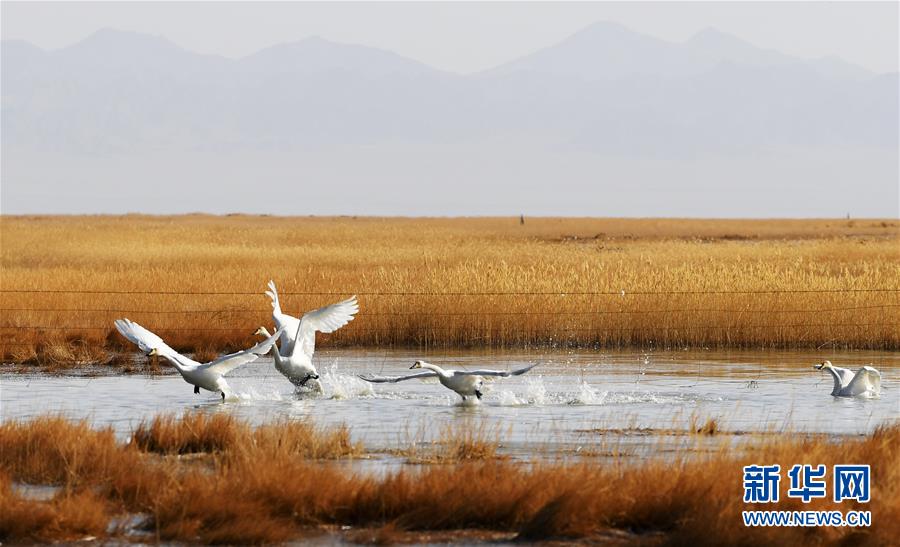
[2,216,897,367]
[1,414,896,544]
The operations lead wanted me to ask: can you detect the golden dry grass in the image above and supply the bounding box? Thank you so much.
[132,412,361,459]
[0,416,139,486]
[2,215,898,365]
[0,414,896,544]
[392,422,504,464]
[0,473,111,544]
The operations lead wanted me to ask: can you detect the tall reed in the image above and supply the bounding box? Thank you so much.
[2,215,898,364]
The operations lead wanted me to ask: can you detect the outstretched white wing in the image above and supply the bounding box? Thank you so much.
[114,319,199,369]
[203,327,284,376]
[456,363,538,377]
[846,366,882,396]
[359,371,438,383]
[832,366,855,387]
[291,296,359,359]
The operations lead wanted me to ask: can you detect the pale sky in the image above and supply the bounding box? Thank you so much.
[2,2,898,217]
[2,1,898,74]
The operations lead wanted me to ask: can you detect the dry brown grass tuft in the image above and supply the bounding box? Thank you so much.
[0,414,896,544]
[398,423,504,464]
[132,413,242,455]
[132,413,362,459]
[248,420,361,460]
[0,416,139,486]
[0,473,110,543]
[691,416,720,436]
[5,339,123,372]
[2,215,898,365]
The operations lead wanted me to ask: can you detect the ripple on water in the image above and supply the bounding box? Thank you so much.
[1,348,896,464]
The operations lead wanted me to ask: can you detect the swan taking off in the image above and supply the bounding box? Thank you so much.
[115,318,283,400]
[359,360,538,401]
[814,361,882,397]
[256,280,358,391]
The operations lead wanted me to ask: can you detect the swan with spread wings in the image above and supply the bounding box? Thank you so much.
[255,281,359,391]
[115,318,282,401]
[360,360,538,401]
[814,361,881,398]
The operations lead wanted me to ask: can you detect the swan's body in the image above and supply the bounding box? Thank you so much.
[256,281,358,391]
[814,361,881,397]
[360,360,538,401]
[115,318,282,400]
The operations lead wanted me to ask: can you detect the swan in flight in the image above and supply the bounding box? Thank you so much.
[814,361,882,397]
[359,360,538,401]
[114,318,283,400]
[255,280,358,390]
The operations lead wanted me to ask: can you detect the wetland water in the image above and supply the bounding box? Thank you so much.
[2,349,897,463]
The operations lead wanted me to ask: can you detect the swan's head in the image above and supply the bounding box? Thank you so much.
[814,360,833,370]
[148,347,158,357]
[253,326,268,337]
[410,360,425,370]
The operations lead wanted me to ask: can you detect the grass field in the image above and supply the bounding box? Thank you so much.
[1,215,898,365]
[1,414,896,544]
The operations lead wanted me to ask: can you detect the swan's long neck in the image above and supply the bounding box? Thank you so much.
[419,362,450,378]
[158,353,188,373]
[271,349,288,374]
[823,366,843,395]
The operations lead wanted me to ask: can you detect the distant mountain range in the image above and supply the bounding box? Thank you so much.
[488,22,873,81]
[1,24,897,216]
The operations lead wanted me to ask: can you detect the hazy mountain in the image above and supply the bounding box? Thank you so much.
[239,36,443,78]
[1,24,897,216]
[487,21,873,80]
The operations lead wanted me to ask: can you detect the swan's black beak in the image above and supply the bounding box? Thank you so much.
[813,363,824,370]
[311,374,319,380]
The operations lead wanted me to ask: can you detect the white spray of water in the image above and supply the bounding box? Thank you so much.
[453,396,482,408]
[234,386,286,402]
[495,390,526,406]
[568,381,608,405]
[320,364,374,400]
[525,376,549,405]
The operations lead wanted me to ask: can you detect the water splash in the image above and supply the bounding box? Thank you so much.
[567,381,608,405]
[453,396,482,408]
[495,389,527,406]
[234,386,286,402]
[525,376,549,405]
[320,365,374,400]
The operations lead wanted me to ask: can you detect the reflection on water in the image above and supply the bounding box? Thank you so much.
[1,348,897,462]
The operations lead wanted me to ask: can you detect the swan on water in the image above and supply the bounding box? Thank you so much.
[359,360,538,401]
[814,361,882,397]
[255,280,358,391]
[114,318,283,400]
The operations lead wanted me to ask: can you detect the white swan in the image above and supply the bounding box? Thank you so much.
[255,280,358,391]
[115,318,282,400]
[359,360,538,401]
[814,361,882,397]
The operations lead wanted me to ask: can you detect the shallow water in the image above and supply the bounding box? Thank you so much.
[2,349,897,463]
